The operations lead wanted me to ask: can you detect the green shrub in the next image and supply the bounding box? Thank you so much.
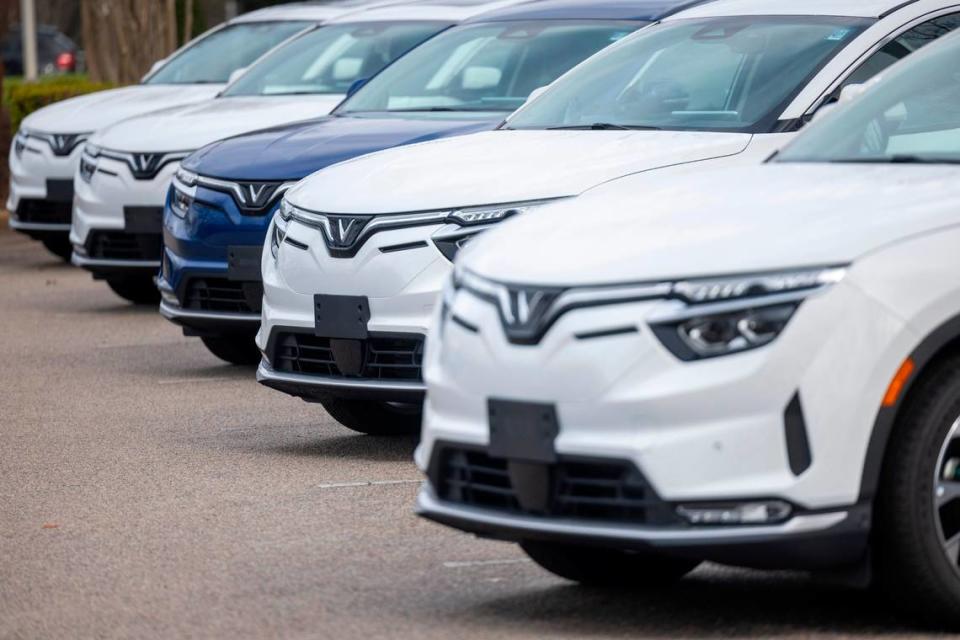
[4,76,115,134]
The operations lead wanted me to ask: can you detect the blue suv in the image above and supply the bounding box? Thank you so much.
[158,0,710,364]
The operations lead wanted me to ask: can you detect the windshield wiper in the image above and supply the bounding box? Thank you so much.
[546,123,661,131]
[828,155,960,165]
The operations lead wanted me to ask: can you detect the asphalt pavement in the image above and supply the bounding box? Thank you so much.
[0,224,949,639]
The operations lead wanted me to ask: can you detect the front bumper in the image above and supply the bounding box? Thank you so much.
[416,484,869,570]
[7,138,80,235]
[157,187,276,334]
[257,359,425,403]
[256,216,453,403]
[70,154,179,274]
[414,276,917,562]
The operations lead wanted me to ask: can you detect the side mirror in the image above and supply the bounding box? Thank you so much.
[227,66,248,85]
[346,77,368,98]
[524,85,550,105]
[142,58,166,81]
[812,83,868,123]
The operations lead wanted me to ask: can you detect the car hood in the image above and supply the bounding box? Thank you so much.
[285,129,753,213]
[90,94,345,153]
[184,112,503,181]
[463,163,960,287]
[19,84,224,134]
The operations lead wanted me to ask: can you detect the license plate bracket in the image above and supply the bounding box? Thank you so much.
[488,399,559,463]
[227,245,262,281]
[123,206,163,233]
[314,294,370,339]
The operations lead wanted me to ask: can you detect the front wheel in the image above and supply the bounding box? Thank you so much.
[520,540,700,587]
[319,396,421,436]
[106,276,160,305]
[875,354,960,629]
[200,335,261,366]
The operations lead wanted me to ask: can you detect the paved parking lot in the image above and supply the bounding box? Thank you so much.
[0,223,948,639]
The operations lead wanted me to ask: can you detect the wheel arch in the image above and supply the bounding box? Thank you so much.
[860,313,960,502]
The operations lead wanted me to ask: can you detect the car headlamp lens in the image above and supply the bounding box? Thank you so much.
[175,167,198,187]
[13,129,28,157]
[673,268,845,304]
[79,156,97,183]
[675,303,798,358]
[270,213,289,260]
[652,267,844,360]
[170,185,193,218]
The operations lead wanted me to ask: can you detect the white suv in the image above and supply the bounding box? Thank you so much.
[6,2,345,261]
[417,30,960,626]
[71,0,519,304]
[260,0,960,435]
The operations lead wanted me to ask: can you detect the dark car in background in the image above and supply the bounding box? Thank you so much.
[2,24,81,76]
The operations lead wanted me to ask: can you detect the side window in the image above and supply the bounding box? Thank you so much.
[844,13,960,86]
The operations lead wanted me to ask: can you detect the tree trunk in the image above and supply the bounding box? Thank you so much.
[80,0,192,85]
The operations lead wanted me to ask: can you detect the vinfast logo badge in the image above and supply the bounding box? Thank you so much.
[49,134,82,156]
[239,183,273,209]
[498,285,563,335]
[132,153,161,177]
[324,215,373,250]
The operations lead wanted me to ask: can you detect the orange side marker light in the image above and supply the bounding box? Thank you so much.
[883,357,915,408]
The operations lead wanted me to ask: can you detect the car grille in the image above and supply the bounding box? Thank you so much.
[432,446,681,526]
[272,332,424,381]
[15,199,71,225]
[183,278,262,314]
[85,231,162,261]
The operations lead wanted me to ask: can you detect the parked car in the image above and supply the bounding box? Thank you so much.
[71,0,527,305]
[158,0,708,367]
[415,26,960,628]
[6,1,366,261]
[2,24,81,75]
[258,0,960,435]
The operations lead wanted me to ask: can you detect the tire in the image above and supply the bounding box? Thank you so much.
[521,540,700,587]
[106,276,160,305]
[40,235,73,262]
[875,354,960,629]
[200,335,261,366]
[318,396,422,436]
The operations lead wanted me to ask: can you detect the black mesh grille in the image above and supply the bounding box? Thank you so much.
[183,279,262,314]
[86,231,161,261]
[433,446,681,526]
[15,199,71,224]
[273,332,424,381]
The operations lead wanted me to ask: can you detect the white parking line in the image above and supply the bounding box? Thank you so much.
[443,559,531,569]
[316,479,422,489]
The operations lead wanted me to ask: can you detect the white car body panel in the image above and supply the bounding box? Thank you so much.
[71,0,524,267]
[415,159,960,550]
[5,1,371,230]
[261,0,960,400]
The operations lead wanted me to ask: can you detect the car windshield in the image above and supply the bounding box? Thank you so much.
[778,36,960,165]
[146,21,310,85]
[223,21,449,97]
[506,16,872,133]
[338,20,642,115]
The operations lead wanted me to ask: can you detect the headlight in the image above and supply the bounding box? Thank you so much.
[13,129,28,157]
[435,199,557,261]
[169,184,194,218]
[270,212,289,260]
[672,268,845,304]
[79,155,97,183]
[175,167,198,187]
[651,267,844,360]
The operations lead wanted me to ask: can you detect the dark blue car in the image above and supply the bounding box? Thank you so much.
[159,0,710,364]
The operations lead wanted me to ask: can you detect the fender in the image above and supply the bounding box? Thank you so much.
[859,313,960,502]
